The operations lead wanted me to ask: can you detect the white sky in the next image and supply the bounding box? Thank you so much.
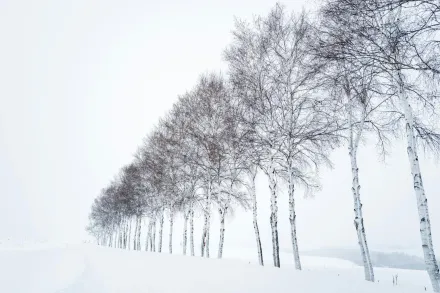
[1,0,439,256]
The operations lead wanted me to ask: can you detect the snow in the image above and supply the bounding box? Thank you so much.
[0,244,432,293]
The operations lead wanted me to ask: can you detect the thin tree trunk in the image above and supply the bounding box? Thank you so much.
[123,219,127,249]
[249,169,264,266]
[398,74,440,292]
[145,220,152,251]
[124,220,128,249]
[158,212,164,253]
[128,218,132,250]
[347,95,374,282]
[287,163,301,270]
[190,209,195,256]
[169,208,174,254]
[118,224,122,248]
[268,157,280,268]
[133,217,138,250]
[218,207,226,258]
[201,183,212,258]
[145,222,150,251]
[183,211,189,255]
[137,217,142,250]
[152,220,156,252]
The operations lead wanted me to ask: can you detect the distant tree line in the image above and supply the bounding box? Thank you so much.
[87,0,440,291]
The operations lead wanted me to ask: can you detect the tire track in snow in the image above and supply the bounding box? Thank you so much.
[57,248,109,293]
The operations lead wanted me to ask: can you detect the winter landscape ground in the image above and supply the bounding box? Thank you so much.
[0,243,433,293]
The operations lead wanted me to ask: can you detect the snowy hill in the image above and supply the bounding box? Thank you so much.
[298,248,429,270]
[0,244,433,293]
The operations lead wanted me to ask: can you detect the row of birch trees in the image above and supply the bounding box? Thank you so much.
[87,0,440,291]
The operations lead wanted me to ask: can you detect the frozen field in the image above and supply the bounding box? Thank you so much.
[0,243,433,293]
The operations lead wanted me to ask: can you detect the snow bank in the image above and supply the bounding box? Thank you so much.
[0,244,432,293]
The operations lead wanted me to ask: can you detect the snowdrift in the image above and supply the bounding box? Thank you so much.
[0,244,432,292]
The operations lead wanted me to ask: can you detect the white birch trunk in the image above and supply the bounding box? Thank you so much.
[248,168,264,266]
[128,218,132,250]
[145,222,151,251]
[347,94,374,282]
[158,212,164,253]
[152,220,156,252]
[183,211,189,255]
[287,163,301,270]
[218,207,226,259]
[137,217,142,251]
[201,183,212,258]
[268,157,280,267]
[133,217,138,250]
[169,208,174,254]
[123,220,127,249]
[118,225,122,248]
[398,74,440,292]
[201,214,207,257]
[190,209,195,256]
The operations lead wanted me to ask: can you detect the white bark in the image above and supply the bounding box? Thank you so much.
[398,74,440,292]
[158,212,164,253]
[347,94,374,282]
[133,217,138,250]
[201,183,212,258]
[218,207,226,258]
[190,209,195,256]
[268,157,280,267]
[124,219,128,249]
[145,222,152,251]
[137,217,142,251]
[183,211,189,255]
[287,163,301,270]
[169,208,174,254]
[152,220,156,252]
[248,169,264,266]
[128,218,132,250]
[201,215,207,257]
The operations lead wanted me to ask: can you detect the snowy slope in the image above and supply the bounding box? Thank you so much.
[0,244,432,293]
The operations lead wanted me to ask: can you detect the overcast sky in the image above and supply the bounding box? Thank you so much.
[1,0,439,256]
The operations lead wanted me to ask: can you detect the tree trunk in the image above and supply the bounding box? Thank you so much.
[218,207,226,258]
[137,217,142,251]
[398,74,440,292]
[124,219,128,249]
[158,212,164,253]
[183,211,189,255]
[201,183,212,258]
[169,208,174,254]
[347,98,374,282]
[119,222,123,249]
[287,163,301,270]
[133,217,138,250]
[190,209,195,256]
[249,169,264,266]
[128,218,132,250]
[268,157,280,268]
[145,222,151,251]
[152,220,156,252]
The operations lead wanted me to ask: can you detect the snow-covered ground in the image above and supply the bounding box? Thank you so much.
[0,243,433,293]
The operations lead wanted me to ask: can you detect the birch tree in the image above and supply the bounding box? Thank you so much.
[225,4,341,268]
[321,0,440,289]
